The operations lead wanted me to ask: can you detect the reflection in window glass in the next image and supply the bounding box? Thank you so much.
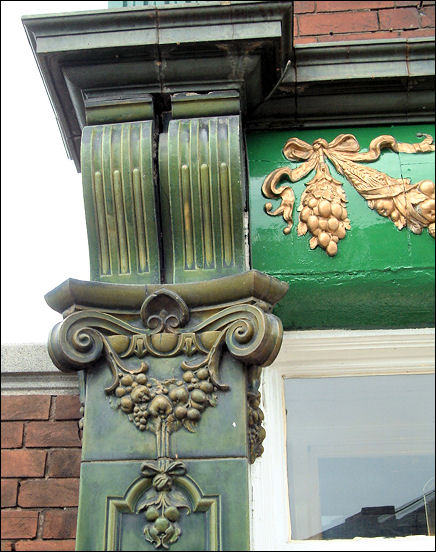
[284,374,435,540]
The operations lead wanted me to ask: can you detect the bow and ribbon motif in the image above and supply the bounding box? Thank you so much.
[263,133,435,256]
[137,460,191,549]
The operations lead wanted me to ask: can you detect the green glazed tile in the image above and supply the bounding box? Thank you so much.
[81,353,248,462]
[76,458,250,551]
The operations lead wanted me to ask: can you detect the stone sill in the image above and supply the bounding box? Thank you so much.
[1,343,79,395]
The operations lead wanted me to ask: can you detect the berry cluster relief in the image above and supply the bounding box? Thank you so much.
[262,133,435,256]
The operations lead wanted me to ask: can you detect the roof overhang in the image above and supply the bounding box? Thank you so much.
[22,4,434,172]
[250,37,435,130]
[22,2,293,171]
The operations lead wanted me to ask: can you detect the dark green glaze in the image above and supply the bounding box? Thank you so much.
[247,124,435,330]
[81,121,161,284]
[76,459,250,551]
[81,353,248,462]
[160,116,246,283]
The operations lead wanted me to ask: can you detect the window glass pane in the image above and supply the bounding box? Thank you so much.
[284,374,435,540]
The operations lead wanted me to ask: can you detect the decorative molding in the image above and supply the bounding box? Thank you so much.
[21,4,435,172]
[275,328,435,376]
[47,273,286,549]
[43,270,288,317]
[249,38,435,129]
[22,2,293,170]
[81,120,161,283]
[105,471,220,551]
[160,114,246,283]
[250,328,435,552]
[247,391,265,464]
[263,133,435,256]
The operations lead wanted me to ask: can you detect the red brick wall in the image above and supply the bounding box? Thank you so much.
[294,0,435,44]
[1,396,82,552]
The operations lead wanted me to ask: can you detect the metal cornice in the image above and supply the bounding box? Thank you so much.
[22,2,293,171]
[249,37,435,129]
[23,0,434,172]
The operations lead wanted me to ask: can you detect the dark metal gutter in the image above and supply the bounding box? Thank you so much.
[250,38,435,129]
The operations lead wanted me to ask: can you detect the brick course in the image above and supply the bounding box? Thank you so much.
[25,422,81,448]
[1,423,23,449]
[379,6,420,29]
[1,481,18,508]
[294,0,435,44]
[317,1,395,10]
[299,11,379,35]
[42,510,77,539]
[421,4,435,26]
[19,479,80,508]
[1,450,46,479]
[1,395,81,551]
[294,1,316,13]
[47,449,81,479]
[1,397,50,421]
[1,511,38,540]
[15,541,76,551]
[54,396,81,421]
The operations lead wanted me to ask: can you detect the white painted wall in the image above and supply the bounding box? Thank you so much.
[250,329,435,551]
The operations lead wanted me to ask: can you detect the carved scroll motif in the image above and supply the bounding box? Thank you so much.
[262,133,435,256]
[48,289,283,549]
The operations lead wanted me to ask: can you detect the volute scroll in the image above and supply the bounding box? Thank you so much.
[47,274,287,549]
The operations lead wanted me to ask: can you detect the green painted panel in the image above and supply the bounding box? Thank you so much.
[77,459,250,551]
[81,353,248,462]
[247,124,435,330]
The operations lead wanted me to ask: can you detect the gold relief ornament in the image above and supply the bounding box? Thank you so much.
[262,133,435,256]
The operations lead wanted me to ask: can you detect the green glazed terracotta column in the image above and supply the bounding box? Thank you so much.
[46,272,286,551]
[22,3,293,549]
[45,90,288,551]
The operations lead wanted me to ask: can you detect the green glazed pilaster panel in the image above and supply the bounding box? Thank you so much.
[81,121,160,284]
[46,272,287,551]
[76,459,250,551]
[160,116,246,283]
[80,352,248,462]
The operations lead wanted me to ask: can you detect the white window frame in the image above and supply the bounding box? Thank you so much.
[250,328,435,551]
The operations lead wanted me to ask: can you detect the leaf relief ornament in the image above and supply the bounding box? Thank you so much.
[262,133,435,256]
